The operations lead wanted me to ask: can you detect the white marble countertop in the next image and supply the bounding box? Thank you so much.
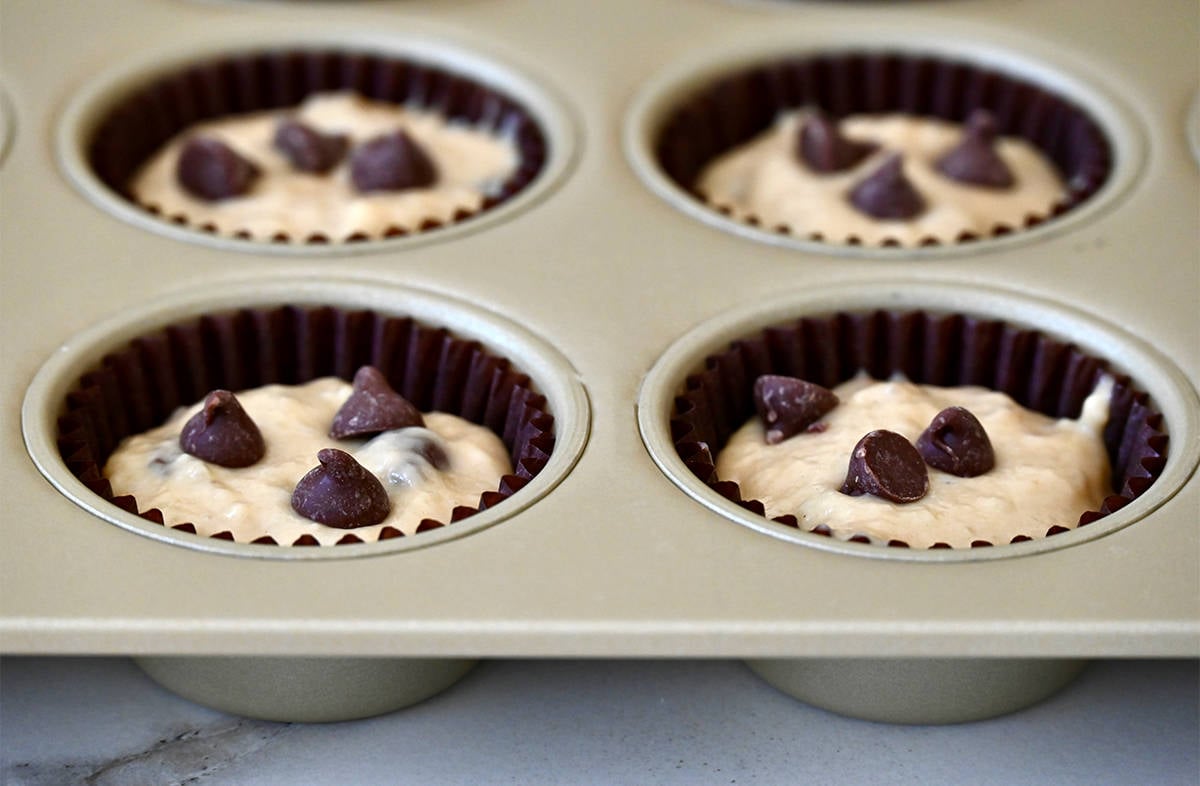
[2,658,1196,785]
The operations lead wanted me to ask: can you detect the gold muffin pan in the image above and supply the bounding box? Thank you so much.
[3,0,1196,723]
[0,84,13,169]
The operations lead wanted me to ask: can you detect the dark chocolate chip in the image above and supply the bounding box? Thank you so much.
[839,429,929,503]
[330,366,424,439]
[848,154,926,220]
[753,375,839,444]
[290,448,391,529]
[176,136,260,201]
[796,112,877,173]
[916,406,995,477]
[349,130,437,193]
[415,437,450,471]
[273,119,349,174]
[935,110,1015,189]
[179,390,265,468]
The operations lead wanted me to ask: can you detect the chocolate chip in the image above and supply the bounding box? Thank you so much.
[935,110,1015,189]
[357,429,452,489]
[176,136,260,201]
[916,406,995,477]
[796,112,877,173]
[273,119,349,174]
[839,430,928,503]
[349,130,437,193]
[330,366,424,439]
[848,154,926,220]
[179,390,265,468]
[415,437,450,471]
[290,448,391,529]
[753,375,839,444]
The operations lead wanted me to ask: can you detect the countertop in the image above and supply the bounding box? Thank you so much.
[2,657,1197,785]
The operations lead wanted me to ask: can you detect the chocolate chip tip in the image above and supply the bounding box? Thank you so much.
[330,365,425,439]
[291,447,391,529]
[176,136,260,202]
[916,406,995,477]
[753,375,839,445]
[840,429,929,504]
[848,154,926,221]
[273,118,350,174]
[179,389,266,468]
[349,129,438,193]
[935,109,1016,189]
[797,111,877,174]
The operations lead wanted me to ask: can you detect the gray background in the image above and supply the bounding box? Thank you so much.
[3,658,1197,785]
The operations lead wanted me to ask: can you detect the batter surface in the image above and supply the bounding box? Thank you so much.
[715,375,1113,548]
[696,111,1065,246]
[104,378,513,545]
[131,92,518,241]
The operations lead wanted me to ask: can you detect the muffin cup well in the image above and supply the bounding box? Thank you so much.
[625,35,1143,256]
[135,656,477,723]
[58,33,576,253]
[638,281,1197,561]
[23,276,590,558]
[745,658,1088,725]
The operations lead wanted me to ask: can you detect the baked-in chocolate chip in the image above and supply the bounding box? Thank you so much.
[357,429,451,488]
[848,154,926,220]
[290,448,390,529]
[176,136,260,201]
[796,112,877,173]
[414,436,450,471]
[935,110,1015,189]
[840,430,928,503]
[179,390,265,468]
[273,119,349,174]
[349,130,437,193]
[916,406,995,477]
[330,366,424,439]
[753,375,839,444]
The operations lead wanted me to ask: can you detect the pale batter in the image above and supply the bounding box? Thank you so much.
[131,92,518,241]
[696,111,1065,246]
[715,375,1113,548]
[104,378,513,545]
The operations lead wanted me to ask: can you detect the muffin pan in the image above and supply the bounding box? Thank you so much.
[3,0,1197,724]
[1189,88,1200,168]
[0,84,13,169]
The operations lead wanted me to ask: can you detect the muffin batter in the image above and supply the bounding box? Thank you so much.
[130,92,518,241]
[696,111,1065,246]
[716,375,1113,547]
[104,377,513,545]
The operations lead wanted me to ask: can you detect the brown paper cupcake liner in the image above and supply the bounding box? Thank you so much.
[87,49,549,244]
[654,52,1111,247]
[669,310,1168,548]
[55,305,556,546]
